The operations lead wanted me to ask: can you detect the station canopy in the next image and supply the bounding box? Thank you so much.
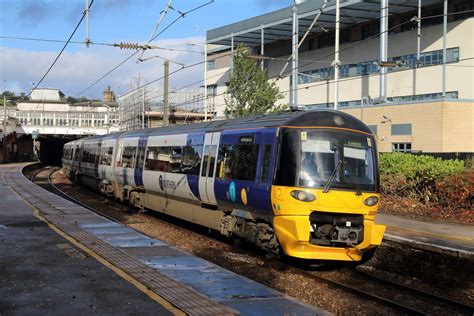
[207,0,441,49]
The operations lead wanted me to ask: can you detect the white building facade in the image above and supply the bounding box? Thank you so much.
[10,88,120,136]
[205,0,473,117]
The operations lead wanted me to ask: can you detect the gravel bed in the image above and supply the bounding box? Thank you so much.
[47,169,471,315]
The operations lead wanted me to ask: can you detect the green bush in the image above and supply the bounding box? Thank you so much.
[380,153,465,201]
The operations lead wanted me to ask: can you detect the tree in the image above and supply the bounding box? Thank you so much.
[1,91,17,106]
[1,91,16,99]
[224,44,285,118]
[67,96,78,104]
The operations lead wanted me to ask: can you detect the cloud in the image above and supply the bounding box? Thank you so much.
[0,36,205,99]
[5,0,160,29]
[11,0,57,27]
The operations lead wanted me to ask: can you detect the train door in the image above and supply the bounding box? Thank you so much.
[133,136,148,188]
[198,132,221,205]
[114,141,125,185]
[94,140,102,179]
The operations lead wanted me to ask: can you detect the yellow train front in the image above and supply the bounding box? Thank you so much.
[271,111,385,261]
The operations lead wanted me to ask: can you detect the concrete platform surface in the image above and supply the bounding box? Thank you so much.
[1,164,327,315]
[376,212,474,258]
[0,182,173,315]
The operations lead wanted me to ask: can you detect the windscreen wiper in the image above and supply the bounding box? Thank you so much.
[344,164,362,196]
[322,159,342,193]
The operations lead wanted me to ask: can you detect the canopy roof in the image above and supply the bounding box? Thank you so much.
[207,0,441,48]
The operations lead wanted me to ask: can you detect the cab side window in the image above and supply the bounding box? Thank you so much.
[217,144,259,181]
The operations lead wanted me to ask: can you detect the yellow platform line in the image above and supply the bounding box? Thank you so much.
[9,186,185,316]
[381,222,473,242]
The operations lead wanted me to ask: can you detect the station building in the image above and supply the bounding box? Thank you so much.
[0,88,120,163]
[205,0,473,155]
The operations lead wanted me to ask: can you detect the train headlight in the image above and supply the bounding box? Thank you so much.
[364,196,379,206]
[290,190,316,202]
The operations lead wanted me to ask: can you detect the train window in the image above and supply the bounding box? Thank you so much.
[135,145,146,170]
[81,146,97,163]
[217,144,259,181]
[208,145,217,177]
[99,147,114,166]
[106,147,114,165]
[73,146,80,161]
[80,147,88,162]
[260,145,272,183]
[201,146,211,177]
[145,146,179,172]
[66,147,72,160]
[122,146,137,168]
[181,145,202,175]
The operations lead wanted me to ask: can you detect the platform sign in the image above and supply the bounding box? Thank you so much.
[32,130,39,140]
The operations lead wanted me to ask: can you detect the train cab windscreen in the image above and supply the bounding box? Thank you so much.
[276,129,377,192]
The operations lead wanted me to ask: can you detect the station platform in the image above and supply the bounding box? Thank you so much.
[0,163,326,316]
[376,213,474,259]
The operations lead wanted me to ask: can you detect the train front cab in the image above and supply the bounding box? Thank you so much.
[272,126,386,261]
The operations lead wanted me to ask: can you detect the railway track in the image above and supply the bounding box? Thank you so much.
[31,167,119,224]
[31,166,474,315]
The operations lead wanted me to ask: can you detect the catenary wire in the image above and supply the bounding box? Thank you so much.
[28,0,94,97]
[74,0,214,97]
[0,36,204,54]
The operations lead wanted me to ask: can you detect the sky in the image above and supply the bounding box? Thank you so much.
[0,0,291,99]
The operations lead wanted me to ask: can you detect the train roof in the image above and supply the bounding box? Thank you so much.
[122,109,372,137]
[67,110,372,145]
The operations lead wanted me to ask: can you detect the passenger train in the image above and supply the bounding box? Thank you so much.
[62,110,386,261]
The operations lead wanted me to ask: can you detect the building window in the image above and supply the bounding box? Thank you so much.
[367,125,377,135]
[357,61,379,76]
[340,28,351,44]
[207,59,216,70]
[392,143,412,152]
[391,124,412,136]
[361,22,380,40]
[299,47,460,85]
[394,91,458,102]
[207,84,217,97]
[318,31,335,49]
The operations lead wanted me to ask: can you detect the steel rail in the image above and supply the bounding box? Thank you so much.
[32,166,474,315]
[32,167,119,224]
[354,268,474,313]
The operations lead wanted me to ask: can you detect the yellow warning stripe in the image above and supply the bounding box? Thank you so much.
[9,187,185,316]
